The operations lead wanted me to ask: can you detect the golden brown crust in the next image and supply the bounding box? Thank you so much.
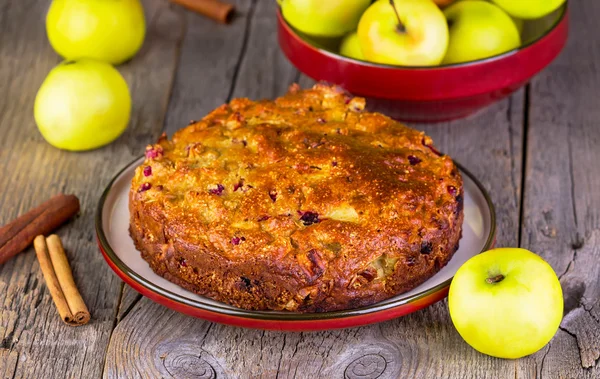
[129,83,464,312]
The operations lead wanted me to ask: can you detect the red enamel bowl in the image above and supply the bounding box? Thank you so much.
[277,3,569,122]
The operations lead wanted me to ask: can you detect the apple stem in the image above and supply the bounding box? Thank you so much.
[388,0,406,34]
[486,274,505,284]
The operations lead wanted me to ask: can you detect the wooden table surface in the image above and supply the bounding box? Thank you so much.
[1,0,598,378]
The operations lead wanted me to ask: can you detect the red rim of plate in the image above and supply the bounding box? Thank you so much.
[95,157,496,330]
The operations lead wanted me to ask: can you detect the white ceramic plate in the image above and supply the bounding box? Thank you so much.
[96,157,495,330]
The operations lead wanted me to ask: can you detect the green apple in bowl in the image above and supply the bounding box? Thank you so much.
[511,16,524,35]
[279,0,371,37]
[34,60,131,151]
[357,0,449,66]
[433,0,456,7]
[491,0,566,19]
[443,0,521,65]
[339,32,365,60]
[448,248,563,359]
[46,0,146,65]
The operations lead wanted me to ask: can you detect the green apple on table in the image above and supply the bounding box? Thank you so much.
[449,248,563,359]
[278,0,371,37]
[34,60,131,151]
[492,0,566,19]
[443,0,521,64]
[339,32,365,60]
[46,0,146,65]
[357,0,449,66]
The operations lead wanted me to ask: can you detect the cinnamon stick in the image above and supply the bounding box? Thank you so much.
[34,235,90,326]
[46,235,90,325]
[170,0,235,24]
[0,194,80,265]
[34,236,76,325]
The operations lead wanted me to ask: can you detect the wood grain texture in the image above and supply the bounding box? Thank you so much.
[0,349,18,379]
[116,285,142,323]
[0,0,181,377]
[522,1,600,376]
[0,0,595,377]
[117,0,301,325]
[114,0,261,329]
[163,0,255,135]
[228,0,298,100]
[105,1,528,378]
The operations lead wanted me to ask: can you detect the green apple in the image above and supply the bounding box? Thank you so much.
[34,60,131,151]
[46,0,146,65]
[433,0,456,7]
[357,0,449,66]
[510,15,524,35]
[491,0,566,19]
[339,32,364,60]
[279,0,371,37]
[449,248,563,359]
[443,1,521,65]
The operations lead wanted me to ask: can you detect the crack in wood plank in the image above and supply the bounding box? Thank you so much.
[567,123,579,230]
[558,250,577,280]
[517,85,530,248]
[163,0,256,136]
[225,0,258,103]
[274,334,287,379]
[292,70,302,85]
[559,325,577,340]
[561,301,600,368]
[101,282,125,377]
[156,2,187,136]
[507,97,521,221]
[538,345,550,379]
[117,292,143,324]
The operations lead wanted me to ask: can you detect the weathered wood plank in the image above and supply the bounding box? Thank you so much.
[0,0,182,377]
[0,349,18,379]
[105,1,527,378]
[5,0,597,377]
[229,0,298,100]
[522,1,600,376]
[116,284,142,323]
[115,0,264,334]
[293,80,525,378]
[362,94,524,379]
[163,0,255,135]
